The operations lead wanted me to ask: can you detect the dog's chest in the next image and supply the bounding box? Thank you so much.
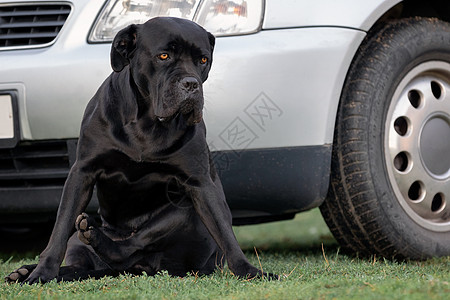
[94,149,189,207]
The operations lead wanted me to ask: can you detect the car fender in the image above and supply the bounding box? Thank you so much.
[263,0,402,31]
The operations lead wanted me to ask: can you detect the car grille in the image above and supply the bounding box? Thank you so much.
[0,3,71,49]
[0,140,76,188]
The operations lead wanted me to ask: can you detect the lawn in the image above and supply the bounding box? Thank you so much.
[1,208,449,299]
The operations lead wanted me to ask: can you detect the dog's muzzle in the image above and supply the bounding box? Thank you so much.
[157,76,203,125]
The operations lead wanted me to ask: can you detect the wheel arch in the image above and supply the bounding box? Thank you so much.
[263,1,448,33]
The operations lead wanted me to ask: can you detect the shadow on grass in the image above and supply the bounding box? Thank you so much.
[241,236,340,256]
[234,208,341,257]
[0,221,54,261]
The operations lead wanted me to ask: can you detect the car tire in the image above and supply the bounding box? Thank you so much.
[320,17,450,259]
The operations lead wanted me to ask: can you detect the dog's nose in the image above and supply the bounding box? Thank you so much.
[180,77,199,92]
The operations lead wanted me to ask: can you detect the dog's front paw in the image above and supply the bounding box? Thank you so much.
[258,271,280,281]
[75,213,98,246]
[5,265,36,283]
[240,269,280,281]
[231,262,279,281]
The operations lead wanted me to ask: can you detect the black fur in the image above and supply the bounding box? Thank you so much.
[6,17,276,284]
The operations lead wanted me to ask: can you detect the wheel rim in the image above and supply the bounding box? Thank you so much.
[385,61,450,232]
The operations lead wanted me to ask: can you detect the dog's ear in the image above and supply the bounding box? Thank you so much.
[110,24,138,72]
[207,31,215,52]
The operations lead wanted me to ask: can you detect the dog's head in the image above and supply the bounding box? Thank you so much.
[110,17,215,125]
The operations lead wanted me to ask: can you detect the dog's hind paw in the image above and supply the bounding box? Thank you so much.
[5,264,37,283]
[75,213,97,246]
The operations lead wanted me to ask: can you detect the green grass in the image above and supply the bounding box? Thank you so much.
[1,208,449,299]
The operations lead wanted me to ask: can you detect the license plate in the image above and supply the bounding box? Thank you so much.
[0,94,14,139]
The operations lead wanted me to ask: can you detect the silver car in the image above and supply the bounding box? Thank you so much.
[0,0,449,259]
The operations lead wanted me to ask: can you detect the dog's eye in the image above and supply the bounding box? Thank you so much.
[200,57,208,64]
[158,53,169,60]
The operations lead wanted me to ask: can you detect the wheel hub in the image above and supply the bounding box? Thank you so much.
[385,61,450,231]
[419,115,450,178]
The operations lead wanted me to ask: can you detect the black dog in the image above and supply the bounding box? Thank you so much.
[6,17,275,284]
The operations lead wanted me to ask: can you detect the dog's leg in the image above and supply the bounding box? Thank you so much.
[189,177,278,280]
[22,164,96,284]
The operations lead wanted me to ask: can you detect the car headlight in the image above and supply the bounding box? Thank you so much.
[89,0,264,42]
